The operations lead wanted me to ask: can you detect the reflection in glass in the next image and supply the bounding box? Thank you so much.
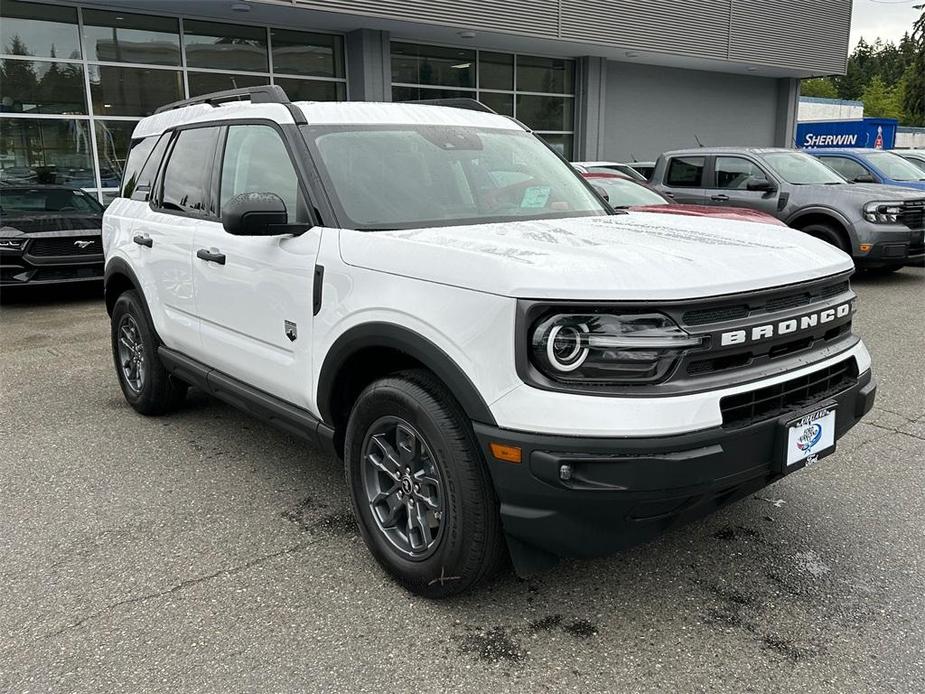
[479,52,514,91]
[187,72,268,97]
[0,60,86,114]
[271,30,344,78]
[392,86,471,103]
[539,133,574,159]
[82,10,180,65]
[391,43,475,88]
[516,94,574,131]
[477,91,514,116]
[89,65,183,117]
[0,118,95,187]
[0,0,81,60]
[275,78,345,102]
[95,120,139,188]
[183,20,268,72]
[516,55,574,94]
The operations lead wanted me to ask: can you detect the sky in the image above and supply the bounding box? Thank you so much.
[850,0,922,47]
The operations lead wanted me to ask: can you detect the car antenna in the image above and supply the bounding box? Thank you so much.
[631,153,638,162]
[694,134,704,147]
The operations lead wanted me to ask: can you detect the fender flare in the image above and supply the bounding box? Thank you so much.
[785,206,858,244]
[316,322,498,427]
[103,257,162,342]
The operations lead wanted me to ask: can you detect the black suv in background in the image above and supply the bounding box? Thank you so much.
[650,148,925,272]
[0,185,104,288]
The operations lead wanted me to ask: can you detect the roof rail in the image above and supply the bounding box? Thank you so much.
[153,85,291,114]
[400,98,497,114]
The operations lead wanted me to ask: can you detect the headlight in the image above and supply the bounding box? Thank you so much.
[863,201,903,224]
[0,239,26,251]
[530,312,705,384]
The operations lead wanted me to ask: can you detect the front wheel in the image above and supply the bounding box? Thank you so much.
[800,222,849,254]
[345,370,505,597]
[110,290,186,415]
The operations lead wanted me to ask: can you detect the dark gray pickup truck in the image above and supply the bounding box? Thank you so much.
[650,147,924,272]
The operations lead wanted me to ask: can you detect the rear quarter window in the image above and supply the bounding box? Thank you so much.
[120,136,157,199]
[665,157,704,187]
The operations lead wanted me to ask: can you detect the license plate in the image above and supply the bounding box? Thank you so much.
[785,407,836,467]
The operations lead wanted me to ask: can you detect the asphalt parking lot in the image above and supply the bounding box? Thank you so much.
[1,268,923,693]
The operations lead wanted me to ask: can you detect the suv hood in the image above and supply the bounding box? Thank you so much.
[339,212,853,300]
[796,182,925,202]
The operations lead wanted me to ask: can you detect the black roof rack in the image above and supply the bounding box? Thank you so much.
[400,98,497,114]
[153,85,291,114]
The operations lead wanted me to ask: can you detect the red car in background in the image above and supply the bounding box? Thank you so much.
[582,172,786,226]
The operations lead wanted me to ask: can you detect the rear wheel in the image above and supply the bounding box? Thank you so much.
[111,290,186,415]
[800,222,849,254]
[345,369,505,597]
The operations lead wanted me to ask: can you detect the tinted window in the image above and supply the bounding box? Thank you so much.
[0,0,81,60]
[0,118,94,187]
[714,156,768,189]
[220,125,304,223]
[159,128,219,214]
[479,52,514,91]
[89,65,183,117]
[0,59,86,114]
[183,20,267,72]
[864,151,925,181]
[762,152,844,185]
[132,134,169,201]
[274,77,345,102]
[97,120,139,188]
[665,157,704,187]
[187,72,267,97]
[0,187,101,214]
[120,135,157,198]
[391,43,475,88]
[271,29,344,78]
[516,55,574,94]
[81,10,180,65]
[818,156,868,181]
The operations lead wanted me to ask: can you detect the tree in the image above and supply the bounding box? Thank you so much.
[801,77,839,98]
[861,75,904,120]
[903,5,925,124]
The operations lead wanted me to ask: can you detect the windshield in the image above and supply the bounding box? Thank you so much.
[0,187,102,216]
[302,125,608,230]
[590,176,667,207]
[762,152,846,185]
[865,151,925,181]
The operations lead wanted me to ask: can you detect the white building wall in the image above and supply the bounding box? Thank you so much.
[798,97,864,122]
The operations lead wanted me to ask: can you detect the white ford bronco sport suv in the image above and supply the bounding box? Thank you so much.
[104,87,876,597]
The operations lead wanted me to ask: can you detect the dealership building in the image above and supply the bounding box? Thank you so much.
[1,0,852,203]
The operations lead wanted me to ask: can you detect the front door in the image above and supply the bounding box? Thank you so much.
[191,122,320,408]
[659,155,706,205]
[703,155,780,215]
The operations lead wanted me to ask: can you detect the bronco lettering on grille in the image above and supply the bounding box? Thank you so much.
[720,302,852,347]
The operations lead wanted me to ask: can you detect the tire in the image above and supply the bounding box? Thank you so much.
[800,222,849,254]
[345,369,506,598]
[110,290,187,415]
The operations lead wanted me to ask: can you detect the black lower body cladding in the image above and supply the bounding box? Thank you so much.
[473,368,876,575]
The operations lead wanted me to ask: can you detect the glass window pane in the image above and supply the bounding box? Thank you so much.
[187,72,268,97]
[132,133,170,200]
[220,125,304,223]
[160,127,219,214]
[392,86,472,103]
[183,20,268,72]
[478,91,514,116]
[515,95,573,131]
[1,0,80,60]
[82,10,180,66]
[89,65,183,117]
[479,52,513,91]
[391,42,475,88]
[96,120,140,189]
[271,29,343,78]
[714,156,768,189]
[538,133,573,159]
[516,55,574,94]
[275,77,345,102]
[818,156,868,181]
[666,157,705,187]
[0,118,94,187]
[0,59,86,114]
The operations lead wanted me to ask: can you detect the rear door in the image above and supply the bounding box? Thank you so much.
[191,122,320,407]
[659,155,706,204]
[703,155,780,215]
[816,155,878,183]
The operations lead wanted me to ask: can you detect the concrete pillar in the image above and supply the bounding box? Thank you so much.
[345,29,391,101]
[574,56,607,160]
[775,77,800,148]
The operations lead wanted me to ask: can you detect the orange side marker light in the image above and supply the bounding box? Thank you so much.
[490,442,522,464]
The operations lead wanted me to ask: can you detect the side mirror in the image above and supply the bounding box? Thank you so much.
[222,192,288,236]
[592,184,609,203]
[853,174,875,183]
[746,178,775,192]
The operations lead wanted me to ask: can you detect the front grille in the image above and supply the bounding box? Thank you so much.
[27,237,101,257]
[900,201,924,230]
[683,305,749,326]
[720,358,858,428]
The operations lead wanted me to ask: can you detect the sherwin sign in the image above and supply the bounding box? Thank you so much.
[797,118,897,149]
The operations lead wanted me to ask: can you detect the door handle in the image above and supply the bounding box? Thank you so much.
[196,247,226,265]
[711,194,730,202]
[133,234,153,248]
[663,191,675,198]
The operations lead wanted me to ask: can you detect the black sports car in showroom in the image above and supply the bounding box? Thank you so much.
[1,185,104,288]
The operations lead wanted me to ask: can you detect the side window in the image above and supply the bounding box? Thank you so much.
[714,156,768,190]
[130,133,169,202]
[219,124,306,223]
[819,156,868,181]
[120,136,157,199]
[159,127,220,215]
[665,157,705,187]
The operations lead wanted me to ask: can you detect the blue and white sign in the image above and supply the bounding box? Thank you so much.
[797,118,897,149]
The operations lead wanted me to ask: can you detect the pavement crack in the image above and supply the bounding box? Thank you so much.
[44,541,312,639]
[863,421,925,442]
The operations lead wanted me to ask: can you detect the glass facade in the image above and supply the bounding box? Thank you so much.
[0,1,347,203]
[391,42,576,158]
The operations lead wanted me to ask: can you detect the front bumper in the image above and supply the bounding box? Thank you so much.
[0,235,104,287]
[853,225,924,268]
[474,369,875,574]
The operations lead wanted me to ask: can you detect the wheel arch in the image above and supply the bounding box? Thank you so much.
[317,323,498,452]
[103,258,162,344]
[786,207,856,249]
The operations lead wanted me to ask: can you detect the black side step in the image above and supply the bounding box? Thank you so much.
[158,347,335,455]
